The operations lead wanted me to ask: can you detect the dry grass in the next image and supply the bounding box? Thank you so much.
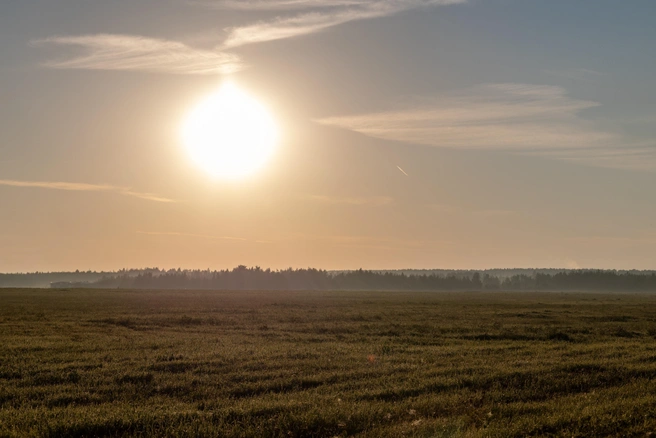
[2,289,656,437]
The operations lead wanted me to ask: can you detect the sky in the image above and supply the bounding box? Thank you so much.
[1,0,656,272]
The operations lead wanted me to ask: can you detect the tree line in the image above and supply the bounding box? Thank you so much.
[38,266,656,292]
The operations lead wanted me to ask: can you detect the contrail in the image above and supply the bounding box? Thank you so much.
[396,166,408,176]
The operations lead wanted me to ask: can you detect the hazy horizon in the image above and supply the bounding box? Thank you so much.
[3,0,656,272]
[3,266,656,276]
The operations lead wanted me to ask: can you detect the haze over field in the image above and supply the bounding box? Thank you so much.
[2,1,656,272]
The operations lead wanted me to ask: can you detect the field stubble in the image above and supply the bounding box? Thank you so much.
[2,289,656,437]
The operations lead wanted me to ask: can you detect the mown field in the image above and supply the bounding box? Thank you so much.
[2,289,656,437]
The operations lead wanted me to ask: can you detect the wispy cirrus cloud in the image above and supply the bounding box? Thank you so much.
[317,84,607,150]
[223,9,385,48]
[0,179,177,203]
[210,0,464,11]
[317,83,656,170]
[32,34,243,75]
[33,1,464,73]
[221,0,466,48]
[120,191,179,203]
[204,0,373,10]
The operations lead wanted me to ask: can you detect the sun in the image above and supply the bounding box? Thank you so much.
[181,83,278,179]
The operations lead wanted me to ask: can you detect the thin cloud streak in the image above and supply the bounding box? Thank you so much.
[0,180,118,192]
[222,0,466,48]
[205,0,373,9]
[317,84,606,150]
[223,9,387,48]
[32,34,243,75]
[317,83,656,170]
[33,1,465,72]
[0,179,177,203]
[121,191,179,203]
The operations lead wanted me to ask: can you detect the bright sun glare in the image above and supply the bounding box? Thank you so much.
[182,83,278,179]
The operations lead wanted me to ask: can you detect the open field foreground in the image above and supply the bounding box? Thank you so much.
[2,289,656,437]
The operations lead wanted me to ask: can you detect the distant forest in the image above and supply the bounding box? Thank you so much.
[3,266,656,292]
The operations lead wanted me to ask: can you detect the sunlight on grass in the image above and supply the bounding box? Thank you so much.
[2,289,656,436]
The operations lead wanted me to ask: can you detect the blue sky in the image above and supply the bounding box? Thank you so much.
[1,0,656,271]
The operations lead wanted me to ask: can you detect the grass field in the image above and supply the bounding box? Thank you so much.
[2,289,656,437]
